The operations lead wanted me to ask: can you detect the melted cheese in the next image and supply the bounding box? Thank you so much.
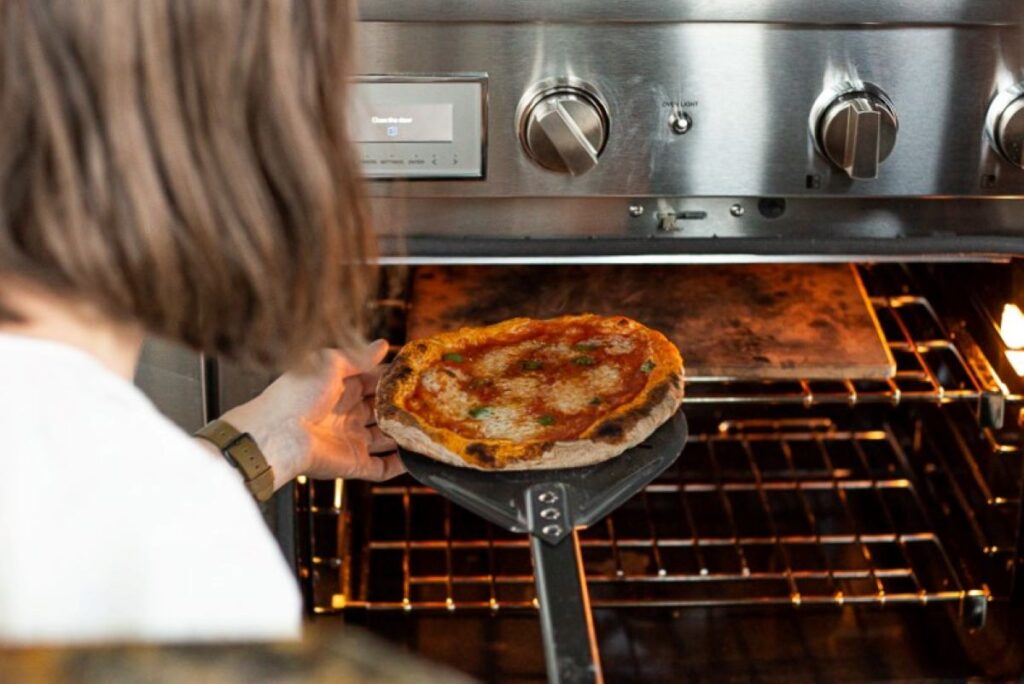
[601,335,640,355]
[548,365,622,413]
[421,367,474,416]
[498,376,544,400]
[477,405,544,441]
[476,340,544,375]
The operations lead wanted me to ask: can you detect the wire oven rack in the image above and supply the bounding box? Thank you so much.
[303,420,988,625]
[295,266,1019,627]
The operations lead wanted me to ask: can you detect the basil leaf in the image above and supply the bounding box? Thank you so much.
[573,355,596,366]
[468,406,491,419]
[442,352,464,363]
[573,342,599,352]
[520,359,543,371]
[640,360,656,373]
[589,397,602,406]
[537,415,556,426]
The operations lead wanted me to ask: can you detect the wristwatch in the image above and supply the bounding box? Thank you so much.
[195,419,275,502]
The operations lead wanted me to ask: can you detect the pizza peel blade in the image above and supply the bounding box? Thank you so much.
[398,410,688,684]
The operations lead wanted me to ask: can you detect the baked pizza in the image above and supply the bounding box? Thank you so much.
[376,314,685,470]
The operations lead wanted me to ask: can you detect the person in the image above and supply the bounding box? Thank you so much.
[0,0,403,643]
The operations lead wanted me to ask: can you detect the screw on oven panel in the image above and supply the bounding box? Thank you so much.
[730,203,745,217]
[628,204,644,217]
[540,507,561,521]
[541,524,564,537]
[538,491,559,504]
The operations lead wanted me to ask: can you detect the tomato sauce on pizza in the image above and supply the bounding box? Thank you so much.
[407,318,655,442]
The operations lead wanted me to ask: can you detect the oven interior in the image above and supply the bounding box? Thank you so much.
[284,261,1024,681]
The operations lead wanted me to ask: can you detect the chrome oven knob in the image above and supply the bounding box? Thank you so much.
[519,83,608,175]
[811,84,898,180]
[986,83,1024,169]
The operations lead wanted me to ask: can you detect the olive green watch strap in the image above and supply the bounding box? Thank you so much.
[195,419,275,503]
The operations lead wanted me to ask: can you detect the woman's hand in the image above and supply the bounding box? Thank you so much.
[217,339,404,489]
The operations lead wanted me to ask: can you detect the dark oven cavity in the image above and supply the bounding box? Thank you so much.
[289,263,1024,681]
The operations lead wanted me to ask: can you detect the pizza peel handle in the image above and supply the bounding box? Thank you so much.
[399,411,688,684]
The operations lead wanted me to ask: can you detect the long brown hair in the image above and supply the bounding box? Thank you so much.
[0,0,375,366]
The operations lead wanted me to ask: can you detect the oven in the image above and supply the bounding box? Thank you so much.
[137,2,1024,680]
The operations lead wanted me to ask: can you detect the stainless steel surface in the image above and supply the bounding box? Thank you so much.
[356,1,1023,25]
[986,82,1024,169]
[811,84,898,180]
[518,79,608,176]
[134,339,205,432]
[368,196,1024,252]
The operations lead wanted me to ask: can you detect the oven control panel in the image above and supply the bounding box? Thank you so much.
[355,17,1024,251]
[350,76,486,179]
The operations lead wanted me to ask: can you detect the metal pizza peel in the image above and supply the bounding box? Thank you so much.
[398,410,688,684]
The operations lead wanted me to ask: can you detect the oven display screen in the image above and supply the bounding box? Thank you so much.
[351,78,485,179]
[351,103,454,143]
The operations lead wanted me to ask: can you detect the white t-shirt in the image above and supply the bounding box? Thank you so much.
[0,333,302,644]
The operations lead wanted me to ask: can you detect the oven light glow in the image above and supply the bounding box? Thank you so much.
[1006,350,1024,377]
[999,304,1024,349]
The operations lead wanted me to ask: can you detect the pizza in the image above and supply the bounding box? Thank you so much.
[375,314,685,471]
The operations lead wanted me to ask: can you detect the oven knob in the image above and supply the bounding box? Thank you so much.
[811,85,898,180]
[519,85,608,175]
[985,84,1024,168]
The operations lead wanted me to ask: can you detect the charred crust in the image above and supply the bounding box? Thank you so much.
[416,343,427,352]
[465,442,496,467]
[591,380,673,443]
[380,360,411,393]
[391,364,413,381]
[510,442,550,464]
[464,440,553,468]
[595,421,624,440]
[376,403,419,428]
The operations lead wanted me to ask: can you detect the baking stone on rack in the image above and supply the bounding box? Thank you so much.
[405,264,895,381]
